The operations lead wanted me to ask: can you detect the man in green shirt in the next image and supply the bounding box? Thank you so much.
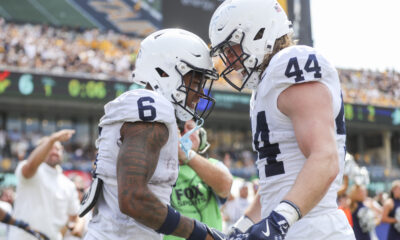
[165,120,233,240]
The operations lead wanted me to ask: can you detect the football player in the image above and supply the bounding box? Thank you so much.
[209,0,355,239]
[82,29,223,240]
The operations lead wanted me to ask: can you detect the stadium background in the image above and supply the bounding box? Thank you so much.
[0,0,399,238]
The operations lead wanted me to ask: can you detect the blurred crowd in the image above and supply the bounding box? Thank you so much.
[340,69,400,107]
[0,18,140,80]
[0,128,95,173]
[1,19,400,107]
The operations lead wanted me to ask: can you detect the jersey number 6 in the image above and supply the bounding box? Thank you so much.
[137,97,157,121]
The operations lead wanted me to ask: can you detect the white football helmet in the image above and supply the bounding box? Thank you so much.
[133,29,219,121]
[209,0,292,91]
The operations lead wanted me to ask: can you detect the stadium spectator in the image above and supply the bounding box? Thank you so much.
[1,18,399,108]
[339,69,400,107]
[349,184,379,240]
[164,120,233,240]
[64,174,91,240]
[0,198,12,237]
[381,180,400,239]
[0,18,139,80]
[221,182,250,232]
[8,129,80,240]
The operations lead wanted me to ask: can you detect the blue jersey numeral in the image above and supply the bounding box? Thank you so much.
[137,97,157,121]
[253,111,284,177]
[335,93,346,135]
[285,54,322,82]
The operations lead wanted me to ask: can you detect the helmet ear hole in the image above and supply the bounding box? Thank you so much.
[155,68,169,77]
[253,28,265,40]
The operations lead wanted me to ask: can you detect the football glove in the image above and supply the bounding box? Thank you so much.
[228,211,289,240]
[206,226,226,240]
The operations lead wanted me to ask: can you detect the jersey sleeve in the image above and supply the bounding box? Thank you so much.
[99,89,176,126]
[268,46,335,90]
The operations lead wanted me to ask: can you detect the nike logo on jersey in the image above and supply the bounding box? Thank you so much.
[262,219,270,237]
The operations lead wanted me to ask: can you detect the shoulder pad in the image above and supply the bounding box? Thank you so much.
[267,45,335,89]
[99,89,175,126]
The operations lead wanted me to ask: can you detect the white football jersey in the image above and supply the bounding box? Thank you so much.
[251,45,346,219]
[87,89,179,240]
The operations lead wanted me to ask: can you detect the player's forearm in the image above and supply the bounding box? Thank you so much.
[119,185,167,229]
[285,150,339,216]
[188,154,232,198]
[119,186,194,238]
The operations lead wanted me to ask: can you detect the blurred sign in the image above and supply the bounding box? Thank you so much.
[162,0,224,41]
[0,70,141,102]
[70,0,162,37]
[344,103,400,126]
[1,70,399,126]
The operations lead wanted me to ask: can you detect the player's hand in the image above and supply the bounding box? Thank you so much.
[228,211,289,240]
[51,129,75,142]
[227,215,254,237]
[206,226,226,240]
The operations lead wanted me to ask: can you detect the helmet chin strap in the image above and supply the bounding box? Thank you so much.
[242,55,260,90]
[179,118,204,158]
[175,107,193,121]
[244,71,260,89]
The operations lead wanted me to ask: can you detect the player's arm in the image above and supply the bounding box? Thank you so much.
[22,129,75,178]
[228,81,340,240]
[117,122,221,240]
[278,81,339,216]
[381,199,397,224]
[228,192,262,234]
[227,81,342,240]
[181,152,233,198]
[243,193,262,222]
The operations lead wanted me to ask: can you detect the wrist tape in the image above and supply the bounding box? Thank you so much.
[187,220,207,240]
[183,150,196,165]
[274,200,302,227]
[156,205,181,235]
[234,215,254,233]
